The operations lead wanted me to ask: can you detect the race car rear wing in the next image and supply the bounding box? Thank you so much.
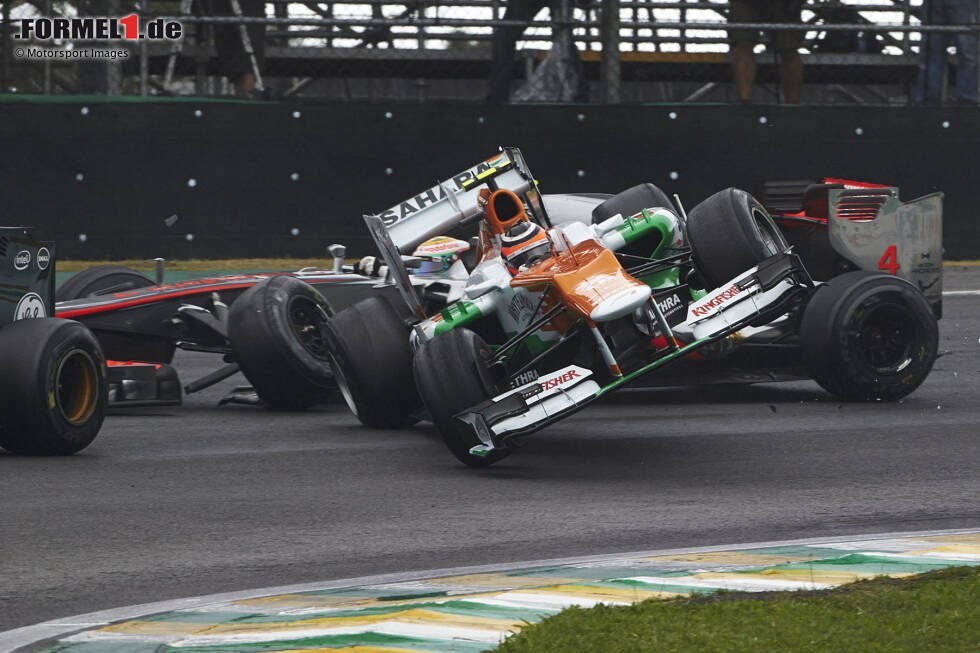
[372,147,545,254]
[362,147,548,321]
[826,188,943,316]
[762,179,943,317]
[364,214,427,321]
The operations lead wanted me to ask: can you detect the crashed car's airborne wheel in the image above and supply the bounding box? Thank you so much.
[323,296,420,428]
[592,183,678,259]
[686,188,789,289]
[800,271,938,401]
[56,265,155,301]
[228,276,336,410]
[414,328,511,467]
[0,318,107,455]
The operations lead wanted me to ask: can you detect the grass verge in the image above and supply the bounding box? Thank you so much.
[494,566,979,652]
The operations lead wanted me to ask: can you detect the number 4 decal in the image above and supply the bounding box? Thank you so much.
[878,245,900,275]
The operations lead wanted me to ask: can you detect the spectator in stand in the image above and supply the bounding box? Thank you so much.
[486,0,588,104]
[488,0,549,104]
[916,0,978,105]
[729,0,805,104]
[199,0,267,97]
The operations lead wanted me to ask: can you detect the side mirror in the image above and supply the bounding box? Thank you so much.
[153,257,166,285]
[328,244,346,273]
[594,213,625,238]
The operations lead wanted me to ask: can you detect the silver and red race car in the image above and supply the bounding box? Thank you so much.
[320,148,941,466]
[53,244,469,410]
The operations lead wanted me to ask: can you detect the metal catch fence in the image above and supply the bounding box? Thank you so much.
[2,0,978,103]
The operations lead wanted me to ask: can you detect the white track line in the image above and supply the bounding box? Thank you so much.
[61,622,507,647]
[861,551,980,562]
[613,576,833,592]
[943,290,980,296]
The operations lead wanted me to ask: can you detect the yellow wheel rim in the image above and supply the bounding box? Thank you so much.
[56,349,98,425]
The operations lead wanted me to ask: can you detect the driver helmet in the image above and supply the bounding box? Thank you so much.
[411,236,470,274]
[501,221,552,273]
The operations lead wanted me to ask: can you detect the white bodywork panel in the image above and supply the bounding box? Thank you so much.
[489,365,598,438]
[541,193,606,225]
[686,264,798,340]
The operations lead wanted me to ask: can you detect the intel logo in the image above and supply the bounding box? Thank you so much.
[14,250,31,270]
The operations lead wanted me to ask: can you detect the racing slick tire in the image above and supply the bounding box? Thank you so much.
[228,275,336,410]
[592,183,677,222]
[414,328,511,467]
[0,318,107,455]
[323,296,420,429]
[686,188,789,289]
[592,183,678,259]
[800,271,938,401]
[56,265,155,301]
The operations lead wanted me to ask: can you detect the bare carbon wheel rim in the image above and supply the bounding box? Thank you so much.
[857,304,916,375]
[287,297,330,361]
[753,208,783,257]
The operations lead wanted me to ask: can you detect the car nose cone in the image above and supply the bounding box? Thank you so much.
[589,284,652,322]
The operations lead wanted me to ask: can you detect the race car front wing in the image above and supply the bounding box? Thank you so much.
[456,252,812,457]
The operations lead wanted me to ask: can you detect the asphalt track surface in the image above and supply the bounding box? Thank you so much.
[1,269,978,635]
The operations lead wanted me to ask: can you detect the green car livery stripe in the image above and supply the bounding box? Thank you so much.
[434,300,483,335]
[618,209,683,288]
[616,209,674,254]
[596,335,712,396]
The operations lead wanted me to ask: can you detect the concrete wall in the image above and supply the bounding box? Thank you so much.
[1,99,976,259]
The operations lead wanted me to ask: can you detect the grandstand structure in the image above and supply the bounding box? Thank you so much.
[1,0,977,104]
